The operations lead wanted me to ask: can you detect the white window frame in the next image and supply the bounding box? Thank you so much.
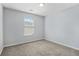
[24,16,34,36]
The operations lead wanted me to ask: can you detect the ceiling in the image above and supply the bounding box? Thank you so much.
[2,3,79,16]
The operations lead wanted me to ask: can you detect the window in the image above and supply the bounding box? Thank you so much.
[24,16,34,36]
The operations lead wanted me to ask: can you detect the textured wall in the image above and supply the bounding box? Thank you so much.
[3,8,45,47]
[45,5,79,49]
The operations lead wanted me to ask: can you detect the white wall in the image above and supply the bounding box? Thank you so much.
[45,5,79,49]
[3,8,45,47]
[0,4,3,54]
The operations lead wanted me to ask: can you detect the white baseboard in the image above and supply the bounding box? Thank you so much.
[45,38,79,51]
[4,38,44,47]
[4,37,79,51]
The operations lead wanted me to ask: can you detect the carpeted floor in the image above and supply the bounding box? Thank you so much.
[1,39,79,56]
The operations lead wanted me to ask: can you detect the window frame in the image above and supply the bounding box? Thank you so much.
[24,16,34,36]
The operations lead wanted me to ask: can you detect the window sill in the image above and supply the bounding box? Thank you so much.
[24,34,33,36]
[24,25,34,27]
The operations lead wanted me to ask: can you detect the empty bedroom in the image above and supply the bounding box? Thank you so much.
[0,3,79,56]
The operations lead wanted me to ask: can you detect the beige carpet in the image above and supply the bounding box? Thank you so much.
[1,39,79,56]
